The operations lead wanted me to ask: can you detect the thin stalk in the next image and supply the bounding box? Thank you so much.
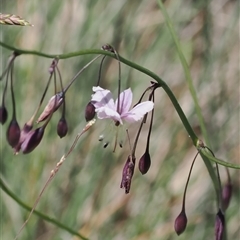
[56,66,66,117]
[63,55,101,93]
[0,42,239,169]
[10,62,16,119]
[0,177,88,240]
[145,88,155,152]
[96,55,106,86]
[182,152,199,211]
[156,0,210,146]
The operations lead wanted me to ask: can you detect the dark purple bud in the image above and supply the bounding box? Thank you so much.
[120,156,135,194]
[215,209,225,240]
[0,105,8,124]
[14,123,33,154]
[37,93,63,123]
[222,183,232,211]
[57,117,68,138]
[174,210,188,236]
[85,101,95,121]
[6,119,20,147]
[21,127,45,154]
[138,151,151,175]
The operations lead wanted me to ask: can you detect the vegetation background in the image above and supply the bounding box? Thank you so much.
[0,0,239,240]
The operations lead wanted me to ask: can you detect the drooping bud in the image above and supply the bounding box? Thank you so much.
[85,101,95,121]
[215,209,225,240]
[174,210,188,236]
[57,117,68,138]
[120,156,135,194]
[0,105,8,124]
[14,123,33,154]
[37,93,63,123]
[138,150,151,175]
[21,127,45,154]
[222,183,232,211]
[6,119,20,147]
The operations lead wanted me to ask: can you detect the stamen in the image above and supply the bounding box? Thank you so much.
[98,134,104,141]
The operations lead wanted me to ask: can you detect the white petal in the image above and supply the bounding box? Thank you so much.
[115,88,132,114]
[91,87,115,109]
[92,86,105,92]
[121,101,154,122]
[96,107,122,124]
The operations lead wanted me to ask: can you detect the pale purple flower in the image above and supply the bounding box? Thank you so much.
[91,86,154,125]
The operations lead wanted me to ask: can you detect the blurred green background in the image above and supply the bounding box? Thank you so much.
[0,0,239,240]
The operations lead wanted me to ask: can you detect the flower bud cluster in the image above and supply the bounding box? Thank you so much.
[1,56,68,154]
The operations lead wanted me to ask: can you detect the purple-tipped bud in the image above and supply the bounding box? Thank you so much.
[85,101,95,121]
[120,156,135,194]
[0,106,8,124]
[174,210,188,236]
[222,183,232,211]
[215,209,225,240]
[6,119,20,147]
[57,117,68,138]
[37,93,63,123]
[14,123,33,154]
[21,127,45,154]
[138,151,151,175]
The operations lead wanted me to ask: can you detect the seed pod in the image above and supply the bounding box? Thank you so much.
[57,117,68,138]
[0,105,8,124]
[85,101,95,121]
[21,127,45,154]
[6,119,20,147]
[174,210,188,236]
[138,150,151,175]
[37,93,63,123]
[120,156,135,194]
[222,183,232,211]
[215,209,225,240]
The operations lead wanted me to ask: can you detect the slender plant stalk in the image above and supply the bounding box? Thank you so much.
[156,0,210,147]
[0,177,88,240]
[0,41,239,169]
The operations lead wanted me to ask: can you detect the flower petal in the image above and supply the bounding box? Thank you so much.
[121,101,154,122]
[96,106,122,124]
[115,88,132,114]
[91,86,115,109]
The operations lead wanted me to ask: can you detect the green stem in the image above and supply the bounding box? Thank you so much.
[156,0,228,206]
[0,177,88,240]
[156,0,210,146]
[0,41,239,170]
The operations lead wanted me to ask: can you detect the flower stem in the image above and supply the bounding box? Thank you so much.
[0,42,239,169]
[0,177,88,240]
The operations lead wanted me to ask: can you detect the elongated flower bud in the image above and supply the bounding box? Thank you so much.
[21,127,45,154]
[7,119,20,147]
[120,156,135,194]
[0,106,8,124]
[14,123,33,154]
[85,101,95,121]
[174,210,187,236]
[37,93,63,123]
[222,183,232,211]
[138,150,151,175]
[57,117,68,138]
[215,209,225,240]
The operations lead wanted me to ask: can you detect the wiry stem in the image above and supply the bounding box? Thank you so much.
[13,120,95,240]
[96,56,106,86]
[63,55,101,93]
[0,42,239,170]
[182,152,199,212]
